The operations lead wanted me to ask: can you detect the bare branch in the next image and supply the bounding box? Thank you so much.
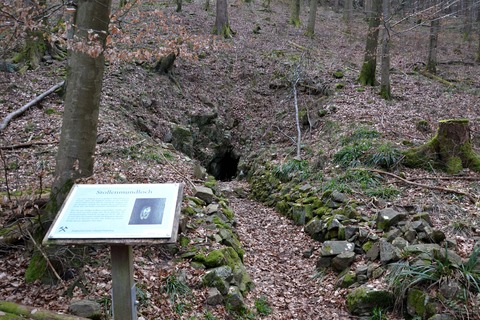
[0,81,64,132]
[355,168,477,203]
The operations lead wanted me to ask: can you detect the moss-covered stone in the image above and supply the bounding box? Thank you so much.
[212,215,231,230]
[275,200,290,215]
[337,270,356,288]
[314,206,331,217]
[333,70,344,79]
[406,288,437,319]
[182,206,196,216]
[171,125,193,157]
[346,286,394,316]
[362,240,374,253]
[218,228,245,260]
[179,236,190,247]
[198,247,242,269]
[186,196,206,206]
[222,207,234,220]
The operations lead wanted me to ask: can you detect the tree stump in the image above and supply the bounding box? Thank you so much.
[155,51,177,75]
[403,119,480,174]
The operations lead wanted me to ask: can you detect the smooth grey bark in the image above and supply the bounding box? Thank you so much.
[290,0,301,26]
[306,0,318,37]
[380,0,391,99]
[463,0,473,39]
[358,0,382,86]
[427,15,440,74]
[477,3,480,61]
[214,0,232,37]
[344,0,353,32]
[51,0,113,215]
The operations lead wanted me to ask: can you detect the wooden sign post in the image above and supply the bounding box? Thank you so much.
[43,183,184,320]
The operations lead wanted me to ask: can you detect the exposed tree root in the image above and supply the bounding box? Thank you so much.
[356,168,477,203]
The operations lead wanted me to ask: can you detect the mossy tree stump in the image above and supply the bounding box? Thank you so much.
[404,119,480,174]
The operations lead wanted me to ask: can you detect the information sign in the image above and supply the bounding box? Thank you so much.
[43,183,183,244]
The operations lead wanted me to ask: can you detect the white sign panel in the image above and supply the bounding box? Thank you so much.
[45,183,183,240]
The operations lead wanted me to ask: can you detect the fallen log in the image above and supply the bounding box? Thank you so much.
[0,300,89,320]
[0,81,64,132]
[418,69,455,87]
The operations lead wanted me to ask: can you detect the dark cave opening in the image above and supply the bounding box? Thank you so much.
[206,148,240,181]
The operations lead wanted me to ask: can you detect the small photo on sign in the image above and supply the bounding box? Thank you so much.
[129,198,166,225]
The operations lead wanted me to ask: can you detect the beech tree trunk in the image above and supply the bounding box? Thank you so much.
[306,0,318,37]
[476,3,480,61]
[344,0,353,33]
[290,0,301,27]
[379,0,391,99]
[404,119,480,174]
[358,0,381,86]
[214,0,232,37]
[427,17,440,74]
[51,0,113,215]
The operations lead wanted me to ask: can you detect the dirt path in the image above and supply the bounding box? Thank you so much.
[222,181,351,320]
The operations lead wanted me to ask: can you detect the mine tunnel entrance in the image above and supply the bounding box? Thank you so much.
[206,147,240,181]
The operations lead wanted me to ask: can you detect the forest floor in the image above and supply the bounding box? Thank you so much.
[1,0,480,318]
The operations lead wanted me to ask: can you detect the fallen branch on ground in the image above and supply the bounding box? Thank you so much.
[0,300,88,320]
[355,168,477,204]
[418,69,455,87]
[0,81,64,132]
[25,228,63,282]
[0,140,57,149]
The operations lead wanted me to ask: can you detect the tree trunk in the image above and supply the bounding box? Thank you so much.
[463,0,473,41]
[306,0,318,37]
[51,0,112,215]
[358,0,381,86]
[290,0,301,27]
[476,2,480,61]
[214,0,232,38]
[404,119,480,174]
[344,0,353,33]
[333,0,339,12]
[426,17,440,74]
[379,0,391,99]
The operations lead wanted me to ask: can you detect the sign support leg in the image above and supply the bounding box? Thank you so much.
[111,244,136,320]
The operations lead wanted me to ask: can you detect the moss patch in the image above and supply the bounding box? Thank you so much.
[25,251,48,283]
[403,119,480,173]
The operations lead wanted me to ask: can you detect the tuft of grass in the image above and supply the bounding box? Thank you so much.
[204,311,218,320]
[387,247,480,316]
[273,158,310,182]
[364,186,400,200]
[369,307,388,320]
[333,140,372,168]
[162,273,191,304]
[254,296,272,316]
[136,285,150,307]
[365,142,402,170]
[335,139,402,170]
[341,126,380,145]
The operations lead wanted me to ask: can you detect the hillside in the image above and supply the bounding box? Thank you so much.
[0,0,479,319]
